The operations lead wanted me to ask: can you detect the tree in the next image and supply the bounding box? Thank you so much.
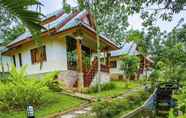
[120,55,140,87]
[1,25,25,45]
[126,30,145,53]
[63,0,129,45]
[148,25,186,83]
[0,0,44,44]
[124,0,186,27]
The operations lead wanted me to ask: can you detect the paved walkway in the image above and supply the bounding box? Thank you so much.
[59,106,92,118]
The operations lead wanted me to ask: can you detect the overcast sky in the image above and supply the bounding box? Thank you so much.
[40,0,186,32]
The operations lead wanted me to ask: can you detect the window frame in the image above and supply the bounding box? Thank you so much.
[30,46,47,64]
[110,61,117,68]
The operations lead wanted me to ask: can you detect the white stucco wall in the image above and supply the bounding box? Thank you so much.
[91,72,110,87]
[11,38,68,75]
[0,55,12,72]
[0,46,12,72]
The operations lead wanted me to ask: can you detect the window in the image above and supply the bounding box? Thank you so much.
[12,55,16,66]
[18,53,22,67]
[31,46,46,64]
[66,36,77,70]
[110,61,117,68]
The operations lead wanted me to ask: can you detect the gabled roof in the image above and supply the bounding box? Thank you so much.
[7,10,86,47]
[111,42,154,64]
[6,9,119,51]
[111,42,139,57]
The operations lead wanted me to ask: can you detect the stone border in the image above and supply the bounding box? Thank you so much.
[121,105,145,118]
[46,92,94,118]
[61,91,96,102]
[47,102,90,118]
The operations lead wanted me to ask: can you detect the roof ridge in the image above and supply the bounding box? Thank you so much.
[43,9,64,19]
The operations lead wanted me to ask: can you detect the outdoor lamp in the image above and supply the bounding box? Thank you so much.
[27,104,35,118]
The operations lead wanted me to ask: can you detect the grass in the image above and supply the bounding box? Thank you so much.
[88,80,141,98]
[178,114,186,118]
[0,93,85,118]
[78,89,149,118]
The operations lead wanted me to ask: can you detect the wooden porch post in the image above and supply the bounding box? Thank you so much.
[103,49,107,65]
[76,36,84,91]
[106,51,111,73]
[106,52,111,67]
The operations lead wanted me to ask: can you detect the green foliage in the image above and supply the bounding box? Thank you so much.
[174,85,186,115]
[127,30,143,43]
[0,66,60,111]
[126,30,149,56]
[120,55,140,79]
[63,0,186,46]
[2,25,25,45]
[88,81,140,98]
[0,93,84,118]
[151,26,186,82]
[92,90,148,118]
[0,0,45,46]
[43,71,62,92]
[0,0,43,30]
[149,69,161,88]
[93,100,125,118]
[88,82,115,93]
[168,109,176,118]
[63,0,128,46]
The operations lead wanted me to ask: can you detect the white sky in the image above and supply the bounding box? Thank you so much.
[40,0,186,32]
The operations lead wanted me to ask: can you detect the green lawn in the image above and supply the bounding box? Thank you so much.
[0,93,85,118]
[89,80,141,98]
[178,114,186,118]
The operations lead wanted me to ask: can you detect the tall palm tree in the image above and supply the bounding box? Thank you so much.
[0,0,44,35]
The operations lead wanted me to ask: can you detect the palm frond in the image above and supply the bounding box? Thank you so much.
[0,0,45,32]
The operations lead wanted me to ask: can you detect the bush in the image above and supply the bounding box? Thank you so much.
[0,66,56,111]
[42,71,62,92]
[88,82,115,93]
[92,99,130,118]
[92,90,149,118]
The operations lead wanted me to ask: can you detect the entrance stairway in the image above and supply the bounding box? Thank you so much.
[84,59,98,87]
[73,58,109,88]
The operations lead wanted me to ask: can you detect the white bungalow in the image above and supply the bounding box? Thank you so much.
[2,10,119,87]
[110,42,153,80]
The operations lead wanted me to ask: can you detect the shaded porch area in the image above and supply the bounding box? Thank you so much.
[55,23,119,88]
[65,35,111,87]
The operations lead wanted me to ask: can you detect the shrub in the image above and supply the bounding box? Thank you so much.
[92,99,130,118]
[42,71,62,92]
[88,82,115,93]
[92,90,148,118]
[0,66,55,111]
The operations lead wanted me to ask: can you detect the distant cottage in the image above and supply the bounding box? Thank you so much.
[110,42,153,80]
